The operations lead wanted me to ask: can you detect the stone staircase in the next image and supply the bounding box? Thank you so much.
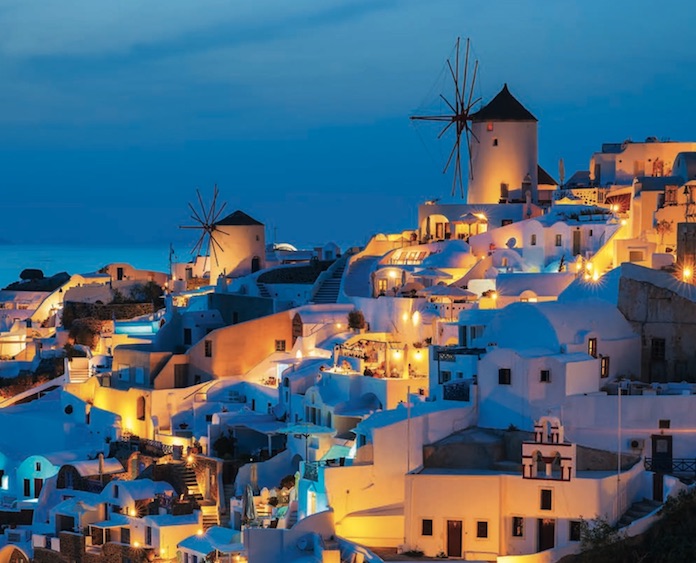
[617,498,661,528]
[176,463,204,504]
[286,504,298,528]
[257,282,272,298]
[312,257,348,304]
[200,504,219,530]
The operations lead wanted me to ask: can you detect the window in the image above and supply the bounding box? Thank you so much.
[540,489,553,510]
[512,516,524,537]
[492,138,498,147]
[439,370,452,384]
[501,257,509,267]
[146,526,152,546]
[183,328,192,346]
[121,527,130,545]
[651,338,666,361]
[205,414,213,423]
[422,519,433,536]
[659,419,671,429]
[600,356,610,378]
[136,396,146,421]
[204,340,213,358]
[555,234,562,247]
[476,521,488,538]
[501,219,513,226]
[498,368,511,385]
[531,234,537,246]
[540,370,551,383]
[23,479,30,497]
[114,484,119,498]
[275,340,286,352]
[35,462,41,472]
[588,337,597,358]
[569,520,582,542]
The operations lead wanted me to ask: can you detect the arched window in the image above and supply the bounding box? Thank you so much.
[136,396,146,421]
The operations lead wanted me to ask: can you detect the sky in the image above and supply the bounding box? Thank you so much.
[1,0,696,254]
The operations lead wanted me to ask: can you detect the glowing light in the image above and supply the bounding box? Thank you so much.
[335,323,342,329]
[129,508,137,517]
[402,312,409,322]
[415,350,422,360]
[197,529,204,536]
[491,292,497,301]
[586,262,593,272]
[575,262,581,272]
[592,271,599,282]
[161,548,167,555]
[187,455,194,464]
[392,349,401,359]
[388,270,397,279]
[620,219,627,226]
[584,274,591,281]
[295,350,303,360]
[412,311,420,326]
[133,541,140,548]
[684,267,693,282]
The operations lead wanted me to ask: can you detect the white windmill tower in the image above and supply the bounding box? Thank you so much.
[180,186,265,285]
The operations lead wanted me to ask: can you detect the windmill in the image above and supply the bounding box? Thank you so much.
[411,37,481,198]
[179,185,228,270]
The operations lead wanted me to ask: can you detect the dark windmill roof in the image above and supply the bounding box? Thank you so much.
[537,165,558,186]
[215,210,263,226]
[470,84,537,122]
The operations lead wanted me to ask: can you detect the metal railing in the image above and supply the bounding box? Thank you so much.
[645,457,696,474]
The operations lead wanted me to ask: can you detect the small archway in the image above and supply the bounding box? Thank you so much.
[251,256,261,273]
[136,396,146,421]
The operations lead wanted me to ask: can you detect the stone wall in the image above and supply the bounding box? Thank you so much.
[617,277,696,383]
[63,302,154,329]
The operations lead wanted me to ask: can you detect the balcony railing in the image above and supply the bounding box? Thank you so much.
[645,458,696,475]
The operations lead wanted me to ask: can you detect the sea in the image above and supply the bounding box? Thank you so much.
[0,243,171,289]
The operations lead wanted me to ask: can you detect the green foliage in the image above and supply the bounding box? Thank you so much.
[68,317,104,349]
[579,516,624,554]
[212,433,237,460]
[347,309,366,330]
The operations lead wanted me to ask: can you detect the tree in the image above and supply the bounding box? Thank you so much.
[347,309,366,330]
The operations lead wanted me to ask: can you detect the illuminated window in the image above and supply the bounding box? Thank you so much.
[378,279,388,292]
[275,340,286,352]
[540,489,552,510]
[569,521,582,542]
[204,340,213,357]
[600,356,610,378]
[512,516,524,537]
[476,521,488,538]
[422,519,433,536]
[498,368,511,385]
[588,338,597,358]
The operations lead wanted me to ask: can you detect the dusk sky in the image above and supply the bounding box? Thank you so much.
[2,0,695,253]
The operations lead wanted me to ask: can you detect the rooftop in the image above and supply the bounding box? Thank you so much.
[470,83,537,122]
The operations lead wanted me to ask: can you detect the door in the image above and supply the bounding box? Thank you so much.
[652,472,664,502]
[446,520,462,557]
[537,518,555,552]
[651,434,673,473]
[34,478,43,498]
[251,256,261,273]
[174,364,189,388]
[572,230,581,256]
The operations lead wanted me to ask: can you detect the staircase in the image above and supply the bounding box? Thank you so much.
[200,504,219,530]
[176,464,204,504]
[257,282,272,298]
[617,498,661,528]
[312,256,348,304]
[285,503,298,528]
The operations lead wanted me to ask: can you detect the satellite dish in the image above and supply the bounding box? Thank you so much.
[506,238,516,249]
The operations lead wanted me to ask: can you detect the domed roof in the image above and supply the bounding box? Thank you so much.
[470,83,537,123]
[215,210,263,226]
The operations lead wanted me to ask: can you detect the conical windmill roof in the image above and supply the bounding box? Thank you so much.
[215,210,263,226]
[470,83,537,122]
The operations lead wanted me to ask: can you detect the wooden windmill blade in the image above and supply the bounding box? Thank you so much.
[411,37,481,198]
[179,185,229,267]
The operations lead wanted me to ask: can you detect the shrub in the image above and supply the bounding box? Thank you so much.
[347,309,366,330]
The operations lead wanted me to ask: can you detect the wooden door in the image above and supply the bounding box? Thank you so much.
[572,230,581,256]
[447,520,462,557]
[652,434,673,473]
[537,518,555,552]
